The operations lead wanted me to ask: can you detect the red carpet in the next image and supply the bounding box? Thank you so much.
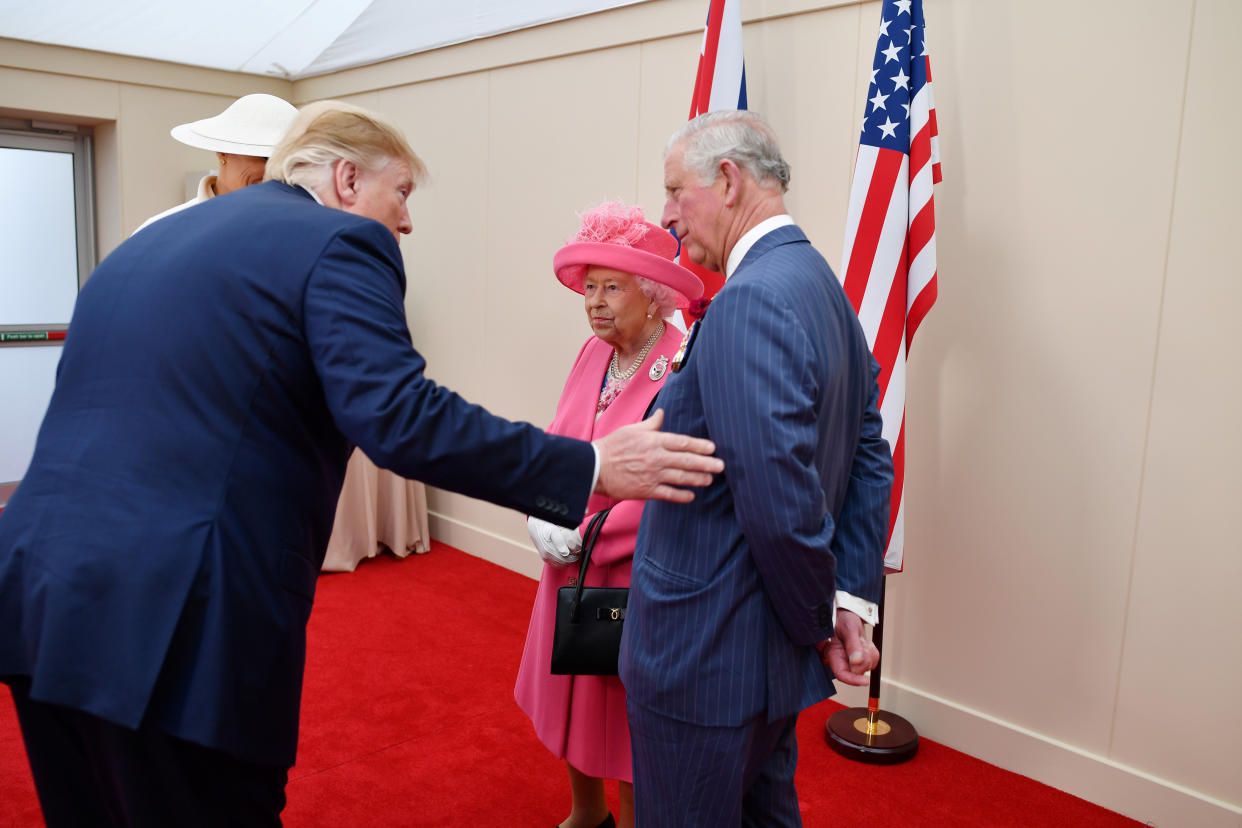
[1,542,1141,827]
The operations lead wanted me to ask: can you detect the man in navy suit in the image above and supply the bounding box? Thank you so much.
[620,110,893,826]
[0,101,722,827]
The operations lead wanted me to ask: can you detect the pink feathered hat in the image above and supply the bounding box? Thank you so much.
[553,202,703,309]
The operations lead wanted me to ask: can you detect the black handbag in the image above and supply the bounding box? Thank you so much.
[549,507,626,676]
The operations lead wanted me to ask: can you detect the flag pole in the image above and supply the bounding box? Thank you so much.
[827,0,939,765]
[825,576,918,763]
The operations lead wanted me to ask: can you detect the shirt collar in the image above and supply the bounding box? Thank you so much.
[725,214,795,279]
[299,184,325,206]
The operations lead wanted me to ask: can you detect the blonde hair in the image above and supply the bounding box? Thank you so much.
[265,100,427,192]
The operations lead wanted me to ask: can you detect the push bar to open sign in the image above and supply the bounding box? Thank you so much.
[0,331,67,343]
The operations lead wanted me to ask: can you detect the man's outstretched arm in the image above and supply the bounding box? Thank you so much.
[593,409,723,503]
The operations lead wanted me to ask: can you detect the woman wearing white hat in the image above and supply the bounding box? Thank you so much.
[134,93,297,233]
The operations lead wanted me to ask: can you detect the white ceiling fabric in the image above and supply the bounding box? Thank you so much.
[0,0,646,79]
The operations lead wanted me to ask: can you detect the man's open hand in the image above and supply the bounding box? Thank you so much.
[593,409,723,503]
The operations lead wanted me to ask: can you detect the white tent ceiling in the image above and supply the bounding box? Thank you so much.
[0,0,646,79]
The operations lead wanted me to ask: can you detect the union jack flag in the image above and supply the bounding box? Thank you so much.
[840,0,941,573]
[682,0,747,300]
[689,0,747,118]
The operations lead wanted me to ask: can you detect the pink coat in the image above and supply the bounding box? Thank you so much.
[514,324,683,782]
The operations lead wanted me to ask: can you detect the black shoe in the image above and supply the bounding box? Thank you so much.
[555,816,615,828]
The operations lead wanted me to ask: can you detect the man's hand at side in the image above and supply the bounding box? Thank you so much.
[815,609,880,686]
[593,409,723,503]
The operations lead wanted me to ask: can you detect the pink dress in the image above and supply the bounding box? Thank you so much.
[514,325,683,782]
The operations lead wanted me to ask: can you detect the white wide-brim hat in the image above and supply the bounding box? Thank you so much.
[170,93,298,157]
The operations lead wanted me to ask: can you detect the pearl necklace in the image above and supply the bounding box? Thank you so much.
[608,321,665,382]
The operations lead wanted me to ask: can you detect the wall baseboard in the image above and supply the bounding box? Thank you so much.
[831,679,1238,827]
[428,514,1239,826]
[428,510,542,581]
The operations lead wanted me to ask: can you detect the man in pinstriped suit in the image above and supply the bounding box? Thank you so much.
[620,110,893,826]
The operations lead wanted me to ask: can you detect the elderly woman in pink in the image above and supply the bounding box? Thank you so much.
[515,202,702,828]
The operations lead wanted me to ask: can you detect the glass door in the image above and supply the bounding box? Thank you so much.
[0,124,96,504]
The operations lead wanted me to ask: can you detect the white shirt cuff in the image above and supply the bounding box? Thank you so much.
[835,590,879,628]
[589,444,601,497]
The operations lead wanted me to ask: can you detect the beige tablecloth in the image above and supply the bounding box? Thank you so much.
[322,449,430,572]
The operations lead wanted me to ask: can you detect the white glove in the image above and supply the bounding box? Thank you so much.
[527,516,583,567]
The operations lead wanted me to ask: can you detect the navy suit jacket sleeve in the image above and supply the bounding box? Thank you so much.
[830,359,891,603]
[698,278,844,647]
[303,220,593,525]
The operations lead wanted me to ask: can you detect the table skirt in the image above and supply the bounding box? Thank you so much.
[322,449,430,572]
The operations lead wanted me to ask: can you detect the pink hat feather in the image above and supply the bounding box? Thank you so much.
[553,202,703,309]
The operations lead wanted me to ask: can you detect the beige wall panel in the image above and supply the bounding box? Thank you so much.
[0,66,119,122]
[484,47,645,426]
[635,6,865,240]
[463,47,646,546]
[878,0,1190,755]
[634,33,701,216]
[379,51,649,551]
[374,78,490,399]
[296,0,708,102]
[294,0,861,102]
[744,6,863,264]
[330,90,382,110]
[431,490,525,543]
[0,37,291,98]
[372,77,498,541]
[92,121,122,255]
[1110,0,1242,806]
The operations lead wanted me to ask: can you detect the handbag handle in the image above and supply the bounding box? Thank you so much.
[569,507,613,622]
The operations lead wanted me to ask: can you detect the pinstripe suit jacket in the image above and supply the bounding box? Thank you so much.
[620,224,892,726]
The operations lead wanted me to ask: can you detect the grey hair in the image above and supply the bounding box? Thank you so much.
[634,275,679,319]
[666,110,790,193]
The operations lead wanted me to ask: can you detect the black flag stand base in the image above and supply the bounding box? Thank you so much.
[825,705,919,764]
[825,577,919,764]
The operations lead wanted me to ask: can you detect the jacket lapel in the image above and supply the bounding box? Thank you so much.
[733,224,809,276]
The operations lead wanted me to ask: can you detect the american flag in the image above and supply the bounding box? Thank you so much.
[839,0,940,573]
[681,0,747,300]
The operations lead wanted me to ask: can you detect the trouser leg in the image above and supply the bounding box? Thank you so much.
[9,675,123,826]
[7,676,288,828]
[741,714,802,828]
